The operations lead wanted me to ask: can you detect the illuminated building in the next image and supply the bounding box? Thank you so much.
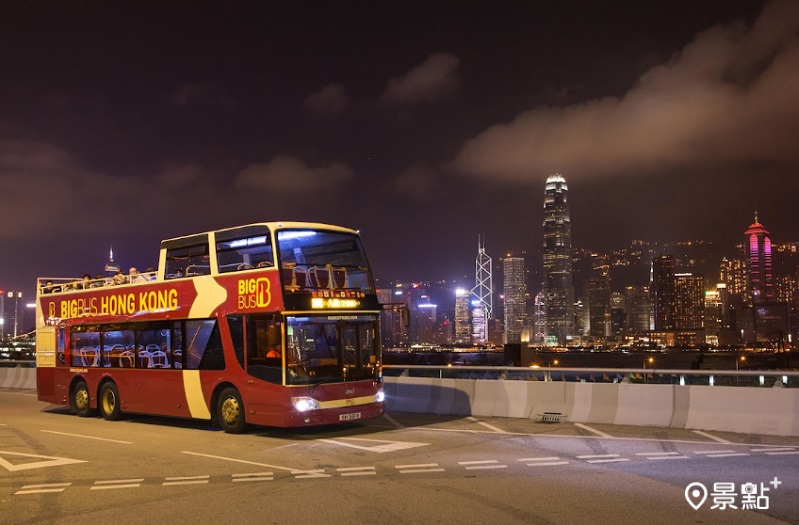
[471,300,486,344]
[471,235,493,334]
[587,259,611,338]
[542,174,575,345]
[704,289,723,346]
[745,212,774,304]
[454,288,471,344]
[0,290,24,340]
[674,273,704,332]
[502,255,527,343]
[624,285,652,335]
[652,255,675,330]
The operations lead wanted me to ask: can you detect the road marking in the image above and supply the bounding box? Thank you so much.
[692,430,732,444]
[91,478,143,490]
[163,475,210,486]
[577,454,630,464]
[0,450,87,472]
[750,447,797,453]
[337,467,377,476]
[587,458,630,464]
[181,451,301,472]
[232,472,274,482]
[636,452,689,460]
[694,450,736,455]
[15,483,72,495]
[40,430,132,444]
[396,463,445,474]
[574,423,613,439]
[458,460,507,470]
[577,454,620,459]
[764,451,799,456]
[466,417,507,433]
[292,469,332,479]
[383,414,405,428]
[319,437,430,453]
[704,453,750,458]
[520,457,570,466]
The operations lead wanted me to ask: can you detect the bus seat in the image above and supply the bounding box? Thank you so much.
[331,266,348,289]
[150,350,169,368]
[80,346,99,367]
[310,266,331,289]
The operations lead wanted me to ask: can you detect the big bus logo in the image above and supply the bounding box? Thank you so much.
[237,278,271,309]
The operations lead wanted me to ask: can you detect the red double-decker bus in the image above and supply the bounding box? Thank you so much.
[35,222,385,432]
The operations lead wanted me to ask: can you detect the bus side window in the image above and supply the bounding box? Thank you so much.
[185,320,225,370]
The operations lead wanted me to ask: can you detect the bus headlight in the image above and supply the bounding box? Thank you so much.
[375,389,385,403]
[291,396,320,412]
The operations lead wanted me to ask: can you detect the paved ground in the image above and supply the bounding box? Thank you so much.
[2,388,798,524]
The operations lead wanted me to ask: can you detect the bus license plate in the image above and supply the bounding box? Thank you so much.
[339,412,361,421]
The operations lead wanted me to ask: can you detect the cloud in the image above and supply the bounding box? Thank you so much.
[304,83,350,115]
[451,0,799,182]
[234,155,353,192]
[380,52,461,104]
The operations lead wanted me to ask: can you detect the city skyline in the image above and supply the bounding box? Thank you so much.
[2,1,799,298]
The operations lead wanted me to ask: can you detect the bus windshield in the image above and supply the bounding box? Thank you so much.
[285,315,380,385]
[276,229,374,293]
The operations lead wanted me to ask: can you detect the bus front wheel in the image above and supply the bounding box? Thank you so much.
[70,380,95,417]
[217,387,246,434]
[99,382,122,421]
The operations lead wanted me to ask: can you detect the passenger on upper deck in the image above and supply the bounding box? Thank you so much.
[41,280,55,294]
[92,274,106,287]
[129,267,148,283]
[112,271,127,285]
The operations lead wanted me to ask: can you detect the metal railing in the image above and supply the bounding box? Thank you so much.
[382,364,799,388]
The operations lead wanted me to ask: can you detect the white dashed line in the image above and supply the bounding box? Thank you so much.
[15,483,71,495]
[764,451,799,456]
[704,453,750,458]
[163,475,210,486]
[396,463,445,474]
[337,467,377,477]
[458,460,507,470]
[522,458,570,466]
[693,450,736,455]
[232,472,274,482]
[292,469,332,479]
[90,478,143,490]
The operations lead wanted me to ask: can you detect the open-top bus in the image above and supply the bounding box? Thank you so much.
[35,222,385,432]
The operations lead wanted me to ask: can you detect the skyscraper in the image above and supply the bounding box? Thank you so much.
[472,235,493,322]
[652,255,675,330]
[745,212,774,304]
[454,288,471,344]
[542,174,574,345]
[502,255,527,343]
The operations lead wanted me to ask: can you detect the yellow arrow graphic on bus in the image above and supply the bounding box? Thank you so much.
[189,276,228,318]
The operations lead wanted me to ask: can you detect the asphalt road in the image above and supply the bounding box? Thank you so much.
[2,388,798,525]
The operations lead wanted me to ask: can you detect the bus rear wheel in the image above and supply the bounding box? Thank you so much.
[70,380,95,417]
[99,382,122,421]
[217,387,246,434]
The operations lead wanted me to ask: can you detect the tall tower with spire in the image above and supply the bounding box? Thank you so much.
[744,211,773,304]
[542,174,575,345]
[471,235,493,342]
[104,245,121,274]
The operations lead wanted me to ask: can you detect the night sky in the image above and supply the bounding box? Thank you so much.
[2,0,798,298]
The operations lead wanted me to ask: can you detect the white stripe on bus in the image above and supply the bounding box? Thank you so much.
[183,370,212,419]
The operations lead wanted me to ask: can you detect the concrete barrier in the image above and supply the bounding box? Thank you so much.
[384,376,799,437]
[0,367,37,389]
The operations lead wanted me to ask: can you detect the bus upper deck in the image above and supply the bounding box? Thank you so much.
[37,221,380,314]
